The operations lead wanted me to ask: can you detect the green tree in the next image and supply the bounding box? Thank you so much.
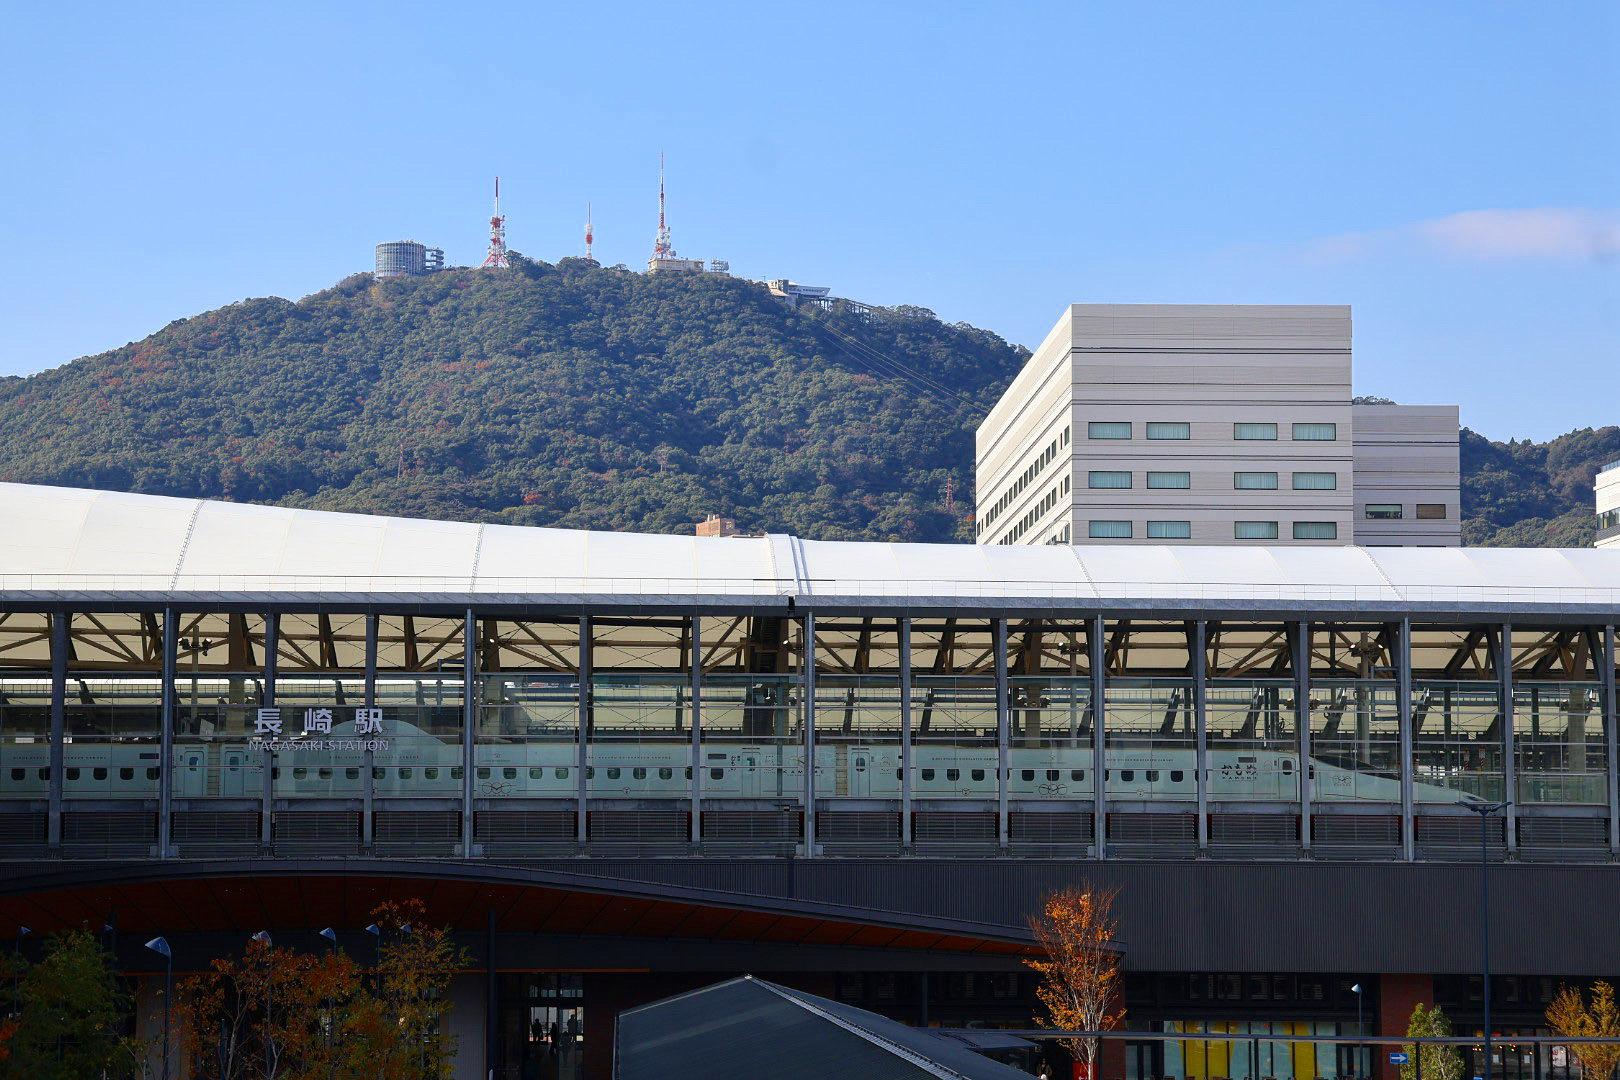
[1401,1002,1464,1080]
[0,929,126,1080]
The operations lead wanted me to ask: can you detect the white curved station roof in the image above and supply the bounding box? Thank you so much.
[1,483,1617,612]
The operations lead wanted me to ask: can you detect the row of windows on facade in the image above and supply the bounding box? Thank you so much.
[1087,421,1339,442]
[1600,508,1620,531]
[993,477,1070,544]
[978,426,1070,533]
[1085,470,1341,491]
[1082,520,1343,541]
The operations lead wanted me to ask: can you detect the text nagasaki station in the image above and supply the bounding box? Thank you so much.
[2,484,1618,1080]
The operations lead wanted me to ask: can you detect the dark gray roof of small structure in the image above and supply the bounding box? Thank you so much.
[614,975,1038,1080]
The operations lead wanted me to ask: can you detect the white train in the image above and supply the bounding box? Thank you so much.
[1,722,1470,803]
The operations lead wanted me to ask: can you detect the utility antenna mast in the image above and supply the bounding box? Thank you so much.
[482,176,509,269]
[652,152,674,260]
[584,202,595,262]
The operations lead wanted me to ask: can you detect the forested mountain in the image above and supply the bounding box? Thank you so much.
[0,259,1021,542]
[0,259,1611,546]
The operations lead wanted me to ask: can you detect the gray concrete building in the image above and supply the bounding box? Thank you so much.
[974,304,1460,548]
[1599,458,1620,549]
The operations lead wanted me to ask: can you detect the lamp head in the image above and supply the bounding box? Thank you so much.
[1351,983,1361,994]
[319,927,337,943]
[145,937,171,959]
[365,923,381,937]
[16,926,30,938]
[250,930,272,945]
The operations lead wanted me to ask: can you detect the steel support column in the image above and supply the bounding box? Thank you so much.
[689,615,702,848]
[576,615,591,850]
[461,608,476,858]
[1295,620,1312,854]
[1501,624,1517,855]
[1604,625,1617,857]
[900,617,913,853]
[1090,614,1106,859]
[1397,618,1415,862]
[47,612,67,850]
[995,618,1009,851]
[803,612,817,858]
[261,614,278,851]
[362,614,377,853]
[1193,620,1208,854]
[158,607,176,858]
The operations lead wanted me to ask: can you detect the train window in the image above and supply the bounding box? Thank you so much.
[895,769,903,780]
[293,768,308,780]
[503,768,517,780]
[8,769,21,782]
[555,768,569,779]
[67,768,80,780]
[1170,770,1184,783]
[37,768,49,781]
[451,767,463,780]
[477,768,491,779]
[1046,770,1059,782]
[424,768,439,780]
[119,768,134,780]
[633,768,647,780]
[319,768,332,780]
[946,769,960,782]
[529,768,543,780]
[709,768,723,780]
[1146,770,1159,783]
[1072,770,1084,781]
[345,768,359,780]
[971,769,985,782]
[684,767,692,779]
[658,768,672,780]
[399,768,413,779]
[1021,770,1035,782]
[585,767,595,779]
[1281,760,1294,773]
[93,767,108,781]
[271,767,282,779]
[1121,770,1134,782]
[921,769,935,781]
[607,768,621,780]
[373,768,385,779]
[147,768,159,781]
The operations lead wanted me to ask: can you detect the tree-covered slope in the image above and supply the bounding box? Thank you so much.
[0,259,1611,546]
[0,258,1023,542]
[1461,426,1620,547]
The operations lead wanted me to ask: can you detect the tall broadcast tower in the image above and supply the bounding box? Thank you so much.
[481,176,509,269]
[652,152,674,260]
[584,202,595,262]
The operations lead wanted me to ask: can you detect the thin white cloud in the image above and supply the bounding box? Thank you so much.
[1308,208,1620,263]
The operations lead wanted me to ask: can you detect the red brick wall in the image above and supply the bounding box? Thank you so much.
[1378,974,1436,1080]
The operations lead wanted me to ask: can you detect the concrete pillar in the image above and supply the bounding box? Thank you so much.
[444,972,488,1080]
[1377,974,1436,1080]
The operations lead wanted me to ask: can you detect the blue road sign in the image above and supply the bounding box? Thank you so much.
[1390,1053,1410,1066]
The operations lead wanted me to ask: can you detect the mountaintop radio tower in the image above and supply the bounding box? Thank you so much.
[652,152,674,260]
[584,202,595,262]
[481,176,509,269]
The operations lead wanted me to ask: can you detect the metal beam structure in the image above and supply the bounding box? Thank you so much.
[803,612,817,858]
[1397,617,1415,861]
[1090,614,1106,859]
[994,618,1009,851]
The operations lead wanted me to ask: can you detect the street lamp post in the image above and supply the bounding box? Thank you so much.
[10,926,30,1019]
[1351,983,1364,1078]
[1463,800,1510,1080]
[145,937,173,1080]
[319,928,338,1080]
[252,930,273,1078]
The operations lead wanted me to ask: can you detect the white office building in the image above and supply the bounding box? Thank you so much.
[975,304,1461,547]
[1598,459,1620,549]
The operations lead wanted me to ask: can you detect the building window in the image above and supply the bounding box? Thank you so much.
[1089,520,1133,539]
[1088,421,1132,440]
[1292,471,1338,490]
[1235,521,1279,540]
[1146,422,1191,440]
[1416,503,1448,520]
[1234,471,1278,490]
[1293,521,1339,540]
[1364,504,1404,520]
[1088,470,1132,489]
[1147,471,1191,489]
[1234,422,1277,441]
[1147,520,1192,539]
[1292,422,1338,441]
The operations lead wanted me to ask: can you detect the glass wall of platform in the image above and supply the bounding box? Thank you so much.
[0,608,1614,863]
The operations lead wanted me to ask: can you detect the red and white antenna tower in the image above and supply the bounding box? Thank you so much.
[584,202,595,262]
[652,152,675,260]
[481,176,509,269]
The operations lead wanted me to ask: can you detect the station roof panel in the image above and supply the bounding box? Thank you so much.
[1,483,1617,612]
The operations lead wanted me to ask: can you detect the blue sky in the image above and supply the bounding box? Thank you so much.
[2,2,1615,439]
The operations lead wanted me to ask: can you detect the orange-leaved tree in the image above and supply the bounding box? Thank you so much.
[1025,885,1124,1079]
[1546,981,1620,1080]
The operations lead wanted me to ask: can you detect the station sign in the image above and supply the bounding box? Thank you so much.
[247,707,391,752]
